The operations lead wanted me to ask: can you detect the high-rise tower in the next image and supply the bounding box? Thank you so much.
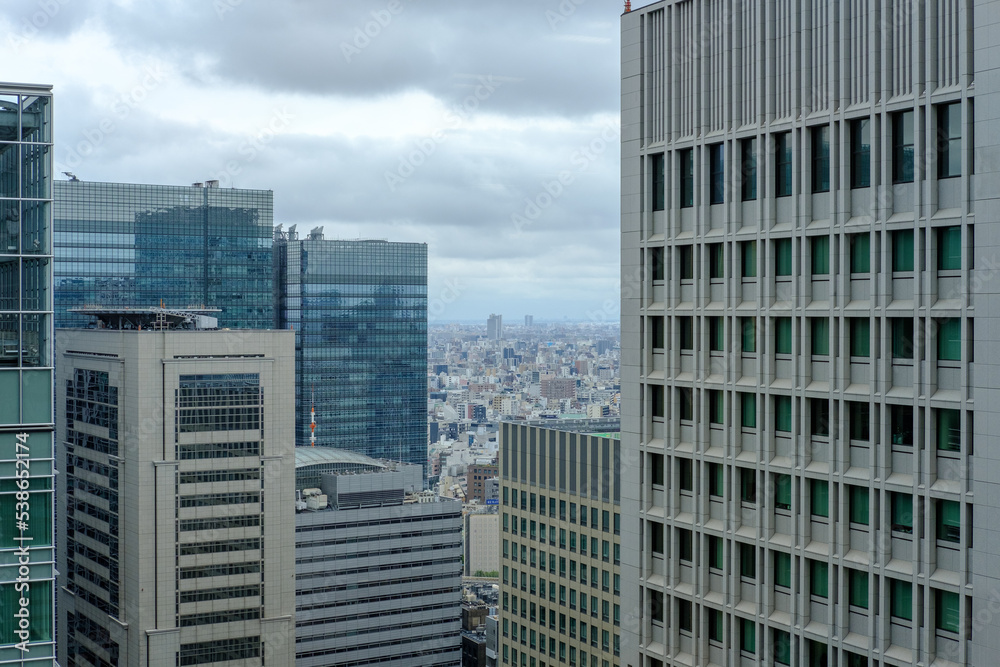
[622,1,982,664]
[0,82,55,667]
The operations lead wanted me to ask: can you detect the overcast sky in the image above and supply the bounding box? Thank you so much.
[1,0,649,323]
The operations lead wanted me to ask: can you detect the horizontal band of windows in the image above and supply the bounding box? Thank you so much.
[178,514,260,532]
[295,586,459,616]
[178,537,260,556]
[178,491,259,508]
[178,584,260,605]
[178,561,260,580]
[178,607,260,627]
[295,615,456,645]
[295,541,461,565]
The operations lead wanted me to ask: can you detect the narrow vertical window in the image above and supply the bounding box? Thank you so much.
[650,247,664,281]
[849,570,869,609]
[741,137,757,201]
[892,229,915,272]
[774,396,792,432]
[893,110,915,183]
[937,318,962,361]
[679,245,693,280]
[741,317,756,353]
[651,153,665,211]
[811,236,830,275]
[679,148,694,207]
[891,318,914,360]
[775,318,792,355]
[741,241,757,278]
[709,143,725,204]
[938,226,962,271]
[938,102,962,179]
[709,243,724,279]
[850,233,870,273]
[811,125,830,193]
[774,238,792,276]
[709,389,724,424]
[811,318,829,356]
[775,132,792,197]
[851,118,871,188]
[850,318,870,357]
[651,316,664,349]
[740,393,756,428]
[709,317,724,352]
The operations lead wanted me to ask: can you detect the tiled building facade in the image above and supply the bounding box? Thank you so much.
[499,420,622,667]
[621,1,981,665]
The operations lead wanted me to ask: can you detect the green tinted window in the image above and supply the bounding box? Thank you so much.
[812,318,829,356]
[811,236,830,275]
[892,229,915,272]
[938,226,961,271]
[775,318,792,355]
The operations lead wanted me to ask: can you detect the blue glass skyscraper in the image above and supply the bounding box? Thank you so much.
[274,228,428,468]
[53,180,273,329]
[0,82,55,667]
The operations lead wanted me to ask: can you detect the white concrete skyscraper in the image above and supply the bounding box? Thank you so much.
[621,1,987,665]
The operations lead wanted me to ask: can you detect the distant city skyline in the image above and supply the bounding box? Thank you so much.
[0,2,635,322]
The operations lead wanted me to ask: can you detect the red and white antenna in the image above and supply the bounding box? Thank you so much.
[310,385,317,447]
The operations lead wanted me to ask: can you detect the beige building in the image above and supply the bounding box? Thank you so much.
[465,511,500,576]
[56,310,296,667]
[499,419,621,667]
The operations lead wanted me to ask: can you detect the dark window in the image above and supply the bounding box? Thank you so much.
[709,143,724,204]
[679,245,693,280]
[851,118,871,188]
[741,137,757,201]
[775,474,791,511]
[741,317,756,353]
[849,402,870,441]
[811,125,830,193]
[650,521,664,554]
[892,229,915,272]
[893,110,915,183]
[890,405,914,446]
[679,317,693,350]
[679,148,694,207]
[774,629,792,665]
[651,153,665,210]
[709,389,724,425]
[811,398,830,437]
[775,317,792,355]
[811,317,829,356]
[892,318,914,360]
[938,102,962,179]
[678,387,693,421]
[891,493,913,534]
[650,384,664,418]
[775,396,792,433]
[651,316,665,349]
[741,393,756,429]
[677,599,693,631]
[709,243,725,279]
[936,590,961,633]
[709,317,724,352]
[849,569,869,608]
[708,463,724,497]
[937,500,961,543]
[938,226,962,271]
[937,408,962,452]
[678,529,693,562]
[741,241,757,278]
[850,318,870,357]
[740,468,756,503]
[678,458,693,491]
[849,486,869,525]
[775,132,792,197]
[709,535,723,569]
[938,318,962,361]
[850,233,870,273]
[708,609,723,643]
[650,247,665,281]
[774,551,791,588]
[650,452,664,486]
[811,235,830,275]
[740,543,756,579]
[775,238,792,276]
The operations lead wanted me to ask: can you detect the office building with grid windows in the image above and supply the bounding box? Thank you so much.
[53,180,274,330]
[0,83,55,667]
[499,419,622,667]
[621,1,984,665]
[55,312,295,667]
[274,227,428,465]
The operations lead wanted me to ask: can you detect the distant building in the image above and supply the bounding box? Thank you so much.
[467,460,499,504]
[55,309,296,667]
[274,228,428,466]
[499,419,621,667]
[294,449,462,667]
[465,512,500,576]
[540,377,576,401]
[587,404,611,419]
[524,315,533,327]
[53,180,274,329]
[485,478,500,504]
[487,313,502,341]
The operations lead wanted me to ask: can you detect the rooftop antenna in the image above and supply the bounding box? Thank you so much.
[624,0,631,11]
[310,385,317,447]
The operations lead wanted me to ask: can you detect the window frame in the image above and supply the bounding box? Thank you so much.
[811,124,830,193]
[709,142,725,204]
[851,118,871,188]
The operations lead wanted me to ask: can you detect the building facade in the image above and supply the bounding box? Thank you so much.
[468,460,499,504]
[293,451,462,667]
[55,317,296,666]
[499,420,622,667]
[622,2,979,665]
[488,314,503,341]
[465,511,500,576]
[0,83,55,667]
[53,180,274,329]
[274,228,428,465]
